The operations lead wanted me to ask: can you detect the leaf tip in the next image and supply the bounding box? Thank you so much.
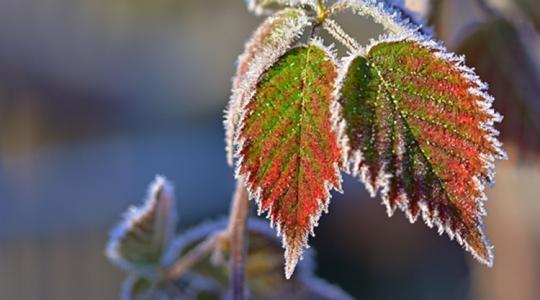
[283,232,305,279]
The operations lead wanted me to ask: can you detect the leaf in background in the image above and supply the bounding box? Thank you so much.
[106,176,177,273]
[163,219,353,300]
[245,0,315,16]
[338,37,506,265]
[456,17,540,157]
[236,41,343,278]
[515,0,540,31]
[225,8,310,165]
[121,276,170,300]
[121,275,222,300]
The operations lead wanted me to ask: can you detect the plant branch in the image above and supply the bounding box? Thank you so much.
[323,18,363,52]
[227,178,250,300]
[165,231,226,281]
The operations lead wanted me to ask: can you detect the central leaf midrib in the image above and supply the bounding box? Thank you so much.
[291,45,313,213]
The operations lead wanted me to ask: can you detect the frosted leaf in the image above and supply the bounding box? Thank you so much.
[235,41,343,279]
[106,176,177,274]
[225,8,310,165]
[337,36,506,266]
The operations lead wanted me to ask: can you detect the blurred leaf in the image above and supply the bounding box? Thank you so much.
[235,43,343,279]
[338,37,506,265]
[107,176,177,274]
[456,17,540,156]
[163,219,353,300]
[121,275,223,300]
[122,276,169,300]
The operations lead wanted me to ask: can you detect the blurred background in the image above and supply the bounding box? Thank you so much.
[0,0,539,299]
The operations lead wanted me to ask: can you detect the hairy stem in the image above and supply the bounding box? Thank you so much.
[328,0,349,16]
[323,18,363,52]
[227,178,250,300]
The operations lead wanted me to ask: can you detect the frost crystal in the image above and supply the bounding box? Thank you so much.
[246,0,317,16]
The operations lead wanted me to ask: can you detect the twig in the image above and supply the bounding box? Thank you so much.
[165,231,226,280]
[227,178,250,300]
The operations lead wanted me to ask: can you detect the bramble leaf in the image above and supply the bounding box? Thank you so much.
[456,18,540,156]
[106,176,177,273]
[245,0,315,16]
[338,37,506,266]
[225,8,310,165]
[236,42,343,278]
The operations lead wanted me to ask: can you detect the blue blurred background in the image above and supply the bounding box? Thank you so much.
[0,0,539,299]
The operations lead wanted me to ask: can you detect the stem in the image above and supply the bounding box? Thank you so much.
[165,232,225,280]
[227,178,250,300]
[328,0,349,16]
[323,18,363,52]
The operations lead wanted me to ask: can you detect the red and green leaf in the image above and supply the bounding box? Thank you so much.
[225,8,310,165]
[338,37,506,265]
[236,42,343,278]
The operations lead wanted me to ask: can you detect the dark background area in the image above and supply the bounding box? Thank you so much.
[0,0,539,299]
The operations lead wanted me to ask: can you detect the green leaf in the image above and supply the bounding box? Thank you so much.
[235,42,344,278]
[225,8,310,165]
[456,17,540,157]
[106,176,177,273]
[338,37,506,266]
